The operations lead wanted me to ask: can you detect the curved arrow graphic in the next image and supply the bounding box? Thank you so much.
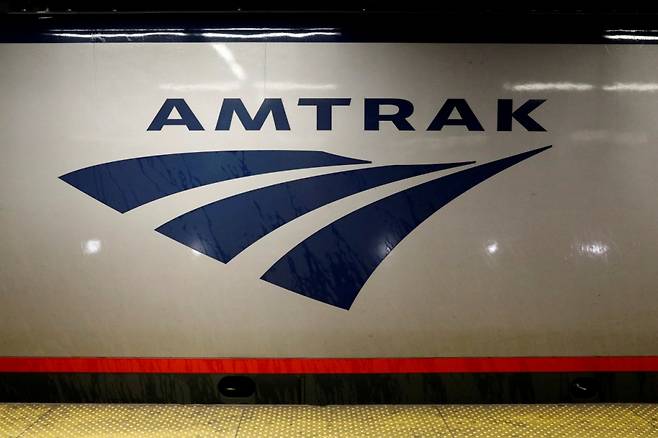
[261,146,552,309]
[60,150,368,212]
[156,161,473,262]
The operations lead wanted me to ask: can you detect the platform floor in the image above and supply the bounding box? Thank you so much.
[1,403,657,437]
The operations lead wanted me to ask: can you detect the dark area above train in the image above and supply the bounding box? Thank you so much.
[2,0,658,44]
[2,6,658,44]
[3,1,658,14]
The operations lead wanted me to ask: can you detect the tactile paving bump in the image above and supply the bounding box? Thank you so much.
[440,404,658,437]
[19,404,242,438]
[1,403,658,437]
[236,405,450,437]
[0,404,53,437]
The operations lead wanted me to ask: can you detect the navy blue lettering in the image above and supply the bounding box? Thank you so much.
[427,98,484,131]
[364,98,415,131]
[497,99,546,131]
[216,98,290,130]
[298,98,351,130]
[147,98,204,131]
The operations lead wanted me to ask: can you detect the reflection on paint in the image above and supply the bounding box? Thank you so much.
[212,44,246,80]
[50,27,338,32]
[506,81,658,94]
[50,32,187,39]
[578,241,609,258]
[505,82,594,91]
[253,81,337,91]
[47,28,340,41]
[378,241,394,259]
[160,82,241,91]
[606,29,658,33]
[82,239,102,255]
[604,34,658,41]
[50,28,188,31]
[200,31,340,39]
[486,241,499,255]
[602,83,658,92]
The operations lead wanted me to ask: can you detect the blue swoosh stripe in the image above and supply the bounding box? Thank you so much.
[261,145,552,310]
[156,162,473,263]
[60,150,369,213]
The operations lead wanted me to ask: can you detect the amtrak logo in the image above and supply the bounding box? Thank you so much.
[60,146,550,309]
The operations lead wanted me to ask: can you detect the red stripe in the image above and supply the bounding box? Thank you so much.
[0,356,657,374]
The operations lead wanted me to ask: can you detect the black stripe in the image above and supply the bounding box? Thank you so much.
[3,11,658,43]
[1,372,657,404]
